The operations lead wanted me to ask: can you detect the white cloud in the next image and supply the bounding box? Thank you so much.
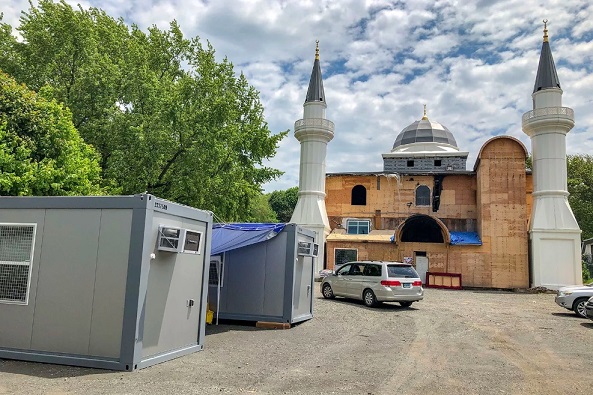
[1,0,593,193]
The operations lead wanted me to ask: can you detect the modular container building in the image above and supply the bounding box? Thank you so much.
[208,223,317,325]
[0,194,212,371]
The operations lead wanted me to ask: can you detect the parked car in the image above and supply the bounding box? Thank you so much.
[555,284,593,318]
[585,296,593,321]
[321,261,424,307]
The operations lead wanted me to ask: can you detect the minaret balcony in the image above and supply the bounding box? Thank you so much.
[294,118,335,140]
[522,107,574,136]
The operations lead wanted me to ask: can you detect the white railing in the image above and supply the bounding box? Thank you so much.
[294,118,335,131]
[522,107,574,123]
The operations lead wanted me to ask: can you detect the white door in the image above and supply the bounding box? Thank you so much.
[415,256,429,284]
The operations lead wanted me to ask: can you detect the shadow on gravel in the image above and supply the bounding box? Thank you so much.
[316,296,419,312]
[580,322,593,329]
[0,359,108,379]
[551,312,581,318]
[206,319,308,335]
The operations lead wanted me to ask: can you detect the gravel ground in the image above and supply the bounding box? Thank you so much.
[1,287,592,395]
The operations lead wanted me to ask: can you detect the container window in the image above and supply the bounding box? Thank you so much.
[183,230,202,254]
[0,224,36,304]
[209,257,223,287]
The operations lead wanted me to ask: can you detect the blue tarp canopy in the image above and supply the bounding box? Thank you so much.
[450,231,482,246]
[211,223,286,255]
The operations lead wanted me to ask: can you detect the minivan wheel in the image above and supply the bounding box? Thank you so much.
[399,301,413,308]
[322,283,335,299]
[573,298,588,318]
[363,289,377,307]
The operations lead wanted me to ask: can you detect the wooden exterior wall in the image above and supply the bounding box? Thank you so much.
[325,136,532,289]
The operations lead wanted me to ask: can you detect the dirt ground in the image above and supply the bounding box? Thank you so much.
[1,287,592,395]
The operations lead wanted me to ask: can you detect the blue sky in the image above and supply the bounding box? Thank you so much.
[2,0,593,192]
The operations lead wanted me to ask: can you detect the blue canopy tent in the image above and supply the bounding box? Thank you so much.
[211,223,286,255]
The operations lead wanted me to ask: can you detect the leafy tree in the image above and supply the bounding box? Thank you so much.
[268,187,299,223]
[0,0,287,220]
[567,154,593,240]
[244,193,278,223]
[0,71,102,195]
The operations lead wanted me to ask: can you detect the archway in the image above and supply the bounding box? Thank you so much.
[397,214,449,243]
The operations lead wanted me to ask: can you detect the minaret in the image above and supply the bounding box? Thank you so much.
[522,21,582,289]
[290,41,334,275]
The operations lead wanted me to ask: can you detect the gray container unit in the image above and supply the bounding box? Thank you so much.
[0,194,212,371]
[209,224,316,324]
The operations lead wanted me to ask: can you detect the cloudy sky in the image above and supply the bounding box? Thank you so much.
[2,0,593,192]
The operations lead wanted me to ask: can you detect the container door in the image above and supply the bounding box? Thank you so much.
[292,256,313,321]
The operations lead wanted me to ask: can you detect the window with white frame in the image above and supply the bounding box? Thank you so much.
[415,185,431,206]
[346,219,370,235]
[0,224,36,304]
[208,256,224,287]
[334,248,357,266]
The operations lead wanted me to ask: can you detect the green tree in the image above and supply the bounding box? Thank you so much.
[0,1,286,220]
[567,154,593,240]
[0,71,102,195]
[245,193,278,223]
[268,187,299,223]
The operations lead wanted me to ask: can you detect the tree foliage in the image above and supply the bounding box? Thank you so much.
[0,71,102,195]
[567,154,593,240]
[268,186,299,223]
[0,1,287,220]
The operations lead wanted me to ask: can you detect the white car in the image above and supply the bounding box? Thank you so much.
[554,284,593,318]
[321,261,424,308]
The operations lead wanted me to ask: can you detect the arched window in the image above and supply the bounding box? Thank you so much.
[351,185,367,205]
[415,185,430,206]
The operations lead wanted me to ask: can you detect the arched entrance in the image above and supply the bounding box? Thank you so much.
[398,214,449,243]
[396,215,450,284]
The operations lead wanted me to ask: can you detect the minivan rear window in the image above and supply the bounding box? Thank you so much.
[387,265,419,278]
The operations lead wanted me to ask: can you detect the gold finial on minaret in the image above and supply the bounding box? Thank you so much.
[543,19,549,42]
[315,40,320,60]
[422,104,428,120]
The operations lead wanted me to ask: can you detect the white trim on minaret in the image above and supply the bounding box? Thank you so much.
[522,21,582,289]
[290,41,334,275]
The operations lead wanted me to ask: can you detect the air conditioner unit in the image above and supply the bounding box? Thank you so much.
[157,226,183,252]
[297,241,319,257]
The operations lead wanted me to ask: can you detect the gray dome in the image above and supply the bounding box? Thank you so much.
[392,119,458,150]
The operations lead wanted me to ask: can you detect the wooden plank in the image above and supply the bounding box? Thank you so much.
[256,321,291,330]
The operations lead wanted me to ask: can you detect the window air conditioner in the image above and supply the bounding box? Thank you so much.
[297,241,319,257]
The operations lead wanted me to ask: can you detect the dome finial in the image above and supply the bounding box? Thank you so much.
[315,40,320,60]
[422,104,428,120]
[543,19,549,43]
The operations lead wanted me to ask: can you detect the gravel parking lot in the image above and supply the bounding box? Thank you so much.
[1,287,592,395]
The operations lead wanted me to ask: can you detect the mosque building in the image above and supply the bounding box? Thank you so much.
[291,24,582,290]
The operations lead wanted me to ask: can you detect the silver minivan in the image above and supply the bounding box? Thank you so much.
[321,261,424,307]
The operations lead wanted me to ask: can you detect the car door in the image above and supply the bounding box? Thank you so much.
[346,263,366,298]
[332,264,352,296]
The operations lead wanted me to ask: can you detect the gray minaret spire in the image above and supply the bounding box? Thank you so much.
[533,20,561,93]
[522,21,582,289]
[291,41,334,276]
[305,42,326,103]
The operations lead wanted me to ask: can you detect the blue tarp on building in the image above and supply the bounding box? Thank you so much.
[211,223,286,255]
[449,231,482,246]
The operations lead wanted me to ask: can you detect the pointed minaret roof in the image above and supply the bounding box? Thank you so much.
[533,20,561,93]
[305,40,326,103]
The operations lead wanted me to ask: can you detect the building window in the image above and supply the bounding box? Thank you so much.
[407,160,414,167]
[434,159,441,166]
[351,185,367,205]
[335,249,357,266]
[0,224,36,304]
[415,185,430,206]
[346,219,370,234]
